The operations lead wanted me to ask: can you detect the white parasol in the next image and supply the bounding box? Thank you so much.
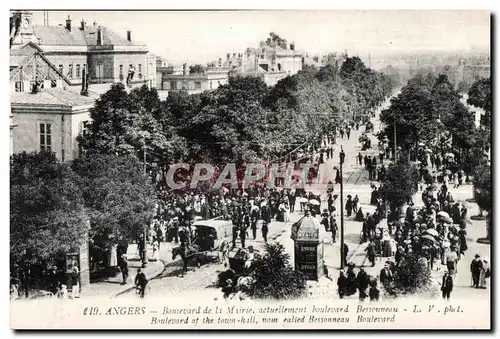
[437,211,450,219]
[423,228,439,237]
[309,200,321,206]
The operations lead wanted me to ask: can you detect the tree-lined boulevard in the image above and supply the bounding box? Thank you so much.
[10,33,491,304]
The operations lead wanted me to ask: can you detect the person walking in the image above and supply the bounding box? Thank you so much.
[119,255,129,285]
[470,254,483,288]
[330,216,338,243]
[70,266,80,299]
[441,271,453,300]
[134,269,148,298]
[337,270,348,299]
[345,195,353,217]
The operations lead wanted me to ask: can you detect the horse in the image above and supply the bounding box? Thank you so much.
[172,244,202,275]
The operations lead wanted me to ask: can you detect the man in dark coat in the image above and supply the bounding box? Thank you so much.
[379,262,393,287]
[231,209,241,249]
[337,270,348,299]
[321,209,330,231]
[441,271,453,300]
[470,254,483,288]
[135,269,148,298]
[260,204,271,243]
[345,195,353,217]
[330,216,338,243]
[356,268,370,301]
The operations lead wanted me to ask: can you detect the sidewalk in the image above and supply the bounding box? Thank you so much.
[82,243,167,299]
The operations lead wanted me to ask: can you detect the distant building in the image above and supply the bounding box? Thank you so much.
[158,66,230,95]
[10,10,156,88]
[221,39,305,86]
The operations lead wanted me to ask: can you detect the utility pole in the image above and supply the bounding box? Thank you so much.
[142,139,148,268]
[339,146,345,269]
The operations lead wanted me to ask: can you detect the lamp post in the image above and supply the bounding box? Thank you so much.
[339,147,345,269]
[141,138,148,268]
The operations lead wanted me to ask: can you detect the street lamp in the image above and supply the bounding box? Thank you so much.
[336,146,346,269]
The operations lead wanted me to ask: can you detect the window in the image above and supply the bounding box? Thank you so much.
[40,123,52,151]
[182,82,188,90]
[76,64,81,78]
[138,64,142,79]
[58,64,63,74]
[68,64,73,79]
[209,81,213,90]
[149,62,153,74]
[119,65,124,80]
[170,81,177,90]
[195,82,201,90]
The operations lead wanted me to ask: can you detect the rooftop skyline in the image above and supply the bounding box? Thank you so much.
[29,10,490,64]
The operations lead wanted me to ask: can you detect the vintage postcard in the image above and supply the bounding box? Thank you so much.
[9,9,491,330]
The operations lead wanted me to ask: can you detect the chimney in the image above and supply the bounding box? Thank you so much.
[226,53,230,60]
[290,43,295,51]
[233,53,236,57]
[80,19,85,30]
[97,26,102,46]
[126,30,131,42]
[65,15,71,31]
[93,21,97,26]
[182,63,187,76]
[80,68,88,96]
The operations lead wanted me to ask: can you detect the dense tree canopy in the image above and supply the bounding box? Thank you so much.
[379,159,419,207]
[71,153,157,252]
[10,151,88,267]
[379,73,488,172]
[467,77,491,114]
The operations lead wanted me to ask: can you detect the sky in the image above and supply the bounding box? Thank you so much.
[30,10,491,65]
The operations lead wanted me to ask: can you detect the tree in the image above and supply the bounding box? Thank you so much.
[473,164,491,240]
[189,64,205,75]
[71,153,157,256]
[384,253,439,298]
[179,76,271,163]
[78,83,179,167]
[265,32,288,49]
[380,81,436,156]
[379,159,419,208]
[250,243,306,300]
[10,151,88,277]
[467,77,491,126]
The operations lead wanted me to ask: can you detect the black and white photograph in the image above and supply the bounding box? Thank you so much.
[8,9,492,329]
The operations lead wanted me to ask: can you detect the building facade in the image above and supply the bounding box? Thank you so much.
[11,88,96,162]
[221,40,304,86]
[10,10,156,88]
[158,67,230,95]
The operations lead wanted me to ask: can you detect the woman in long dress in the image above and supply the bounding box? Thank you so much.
[152,240,160,261]
[109,244,118,267]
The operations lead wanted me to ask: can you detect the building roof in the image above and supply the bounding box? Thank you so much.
[32,24,146,47]
[11,88,98,108]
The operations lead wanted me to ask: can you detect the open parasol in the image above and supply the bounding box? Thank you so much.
[309,200,321,206]
[423,229,439,237]
[420,234,436,242]
[437,211,450,219]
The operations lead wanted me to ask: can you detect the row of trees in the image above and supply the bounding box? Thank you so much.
[379,74,491,240]
[79,56,398,167]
